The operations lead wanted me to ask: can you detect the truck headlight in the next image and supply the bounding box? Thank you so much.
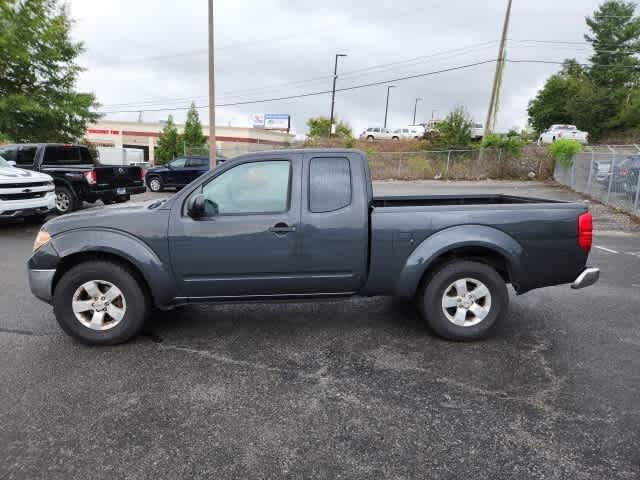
[33,230,51,252]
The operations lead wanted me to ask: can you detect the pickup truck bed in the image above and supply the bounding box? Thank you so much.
[27,148,598,345]
[372,194,561,207]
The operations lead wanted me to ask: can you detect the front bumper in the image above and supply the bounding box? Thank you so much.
[28,268,56,303]
[0,192,56,218]
[571,267,600,289]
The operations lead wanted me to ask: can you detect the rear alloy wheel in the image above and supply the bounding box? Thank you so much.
[55,186,76,214]
[53,260,149,345]
[148,177,163,192]
[419,260,508,341]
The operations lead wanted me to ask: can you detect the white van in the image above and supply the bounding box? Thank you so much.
[0,154,55,220]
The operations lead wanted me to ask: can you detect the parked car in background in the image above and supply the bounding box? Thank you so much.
[471,123,484,140]
[617,155,640,200]
[538,125,589,145]
[28,149,598,345]
[145,156,225,192]
[0,144,146,214]
[0,154,55,220]
[392,126,425,139]
[359,127,395,141]
[593,160,611,185]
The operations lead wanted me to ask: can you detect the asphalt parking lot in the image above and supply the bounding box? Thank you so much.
[1,181,639,479]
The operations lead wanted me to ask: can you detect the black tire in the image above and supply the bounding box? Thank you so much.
[147,176,163,192]
[53,260,149,345]
[102,199,115,205]
[367,135,375,141]
[392,136,400,141]
[115,195,130,203]
[419,260,508,341]
[54,185,77,214]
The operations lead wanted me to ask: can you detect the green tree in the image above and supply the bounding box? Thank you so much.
[527,61,585,134]
[528,1,640,140]
[306,116,352,138]
[434,106,472,148]
[155,116,180,165]
[586,1,640,89]
[0,0,99,142]
[182,102,207,150]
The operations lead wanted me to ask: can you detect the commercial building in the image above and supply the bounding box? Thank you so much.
[85,120,293,164]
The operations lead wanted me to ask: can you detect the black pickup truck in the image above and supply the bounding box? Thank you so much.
[28,149,599,345]
[0,144,146,214]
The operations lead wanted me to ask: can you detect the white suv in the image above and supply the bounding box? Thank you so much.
[360,127,395,141]
[0,154,55,220]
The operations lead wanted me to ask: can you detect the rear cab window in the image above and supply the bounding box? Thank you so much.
[43,146,84,165]
[309,157,352,213]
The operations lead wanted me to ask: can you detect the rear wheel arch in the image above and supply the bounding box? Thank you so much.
[416,245,512,296]
[394,225,523,298]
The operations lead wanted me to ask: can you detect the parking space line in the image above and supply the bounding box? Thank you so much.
[594,246,620,254]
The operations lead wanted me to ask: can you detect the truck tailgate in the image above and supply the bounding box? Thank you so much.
[96,166,143,187]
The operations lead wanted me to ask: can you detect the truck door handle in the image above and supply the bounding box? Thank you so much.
[269,223,296,234]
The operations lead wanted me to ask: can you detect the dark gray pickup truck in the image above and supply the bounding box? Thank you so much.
[28,149,599,345]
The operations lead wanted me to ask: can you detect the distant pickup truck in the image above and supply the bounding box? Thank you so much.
[538,125,589,145]
[28,149,598,345]
[0,144,146,214]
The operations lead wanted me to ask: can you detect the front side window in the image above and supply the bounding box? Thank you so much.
[202,160,290,215]
[169,158,187,168]
[309,157,351,213]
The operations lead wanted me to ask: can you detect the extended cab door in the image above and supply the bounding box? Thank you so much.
[168,155,303,298]
[297,152,370,293]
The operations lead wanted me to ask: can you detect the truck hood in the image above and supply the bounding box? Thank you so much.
[0,166,52,183]
[43,200,170,236]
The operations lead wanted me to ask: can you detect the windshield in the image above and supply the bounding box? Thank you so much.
[0,155,11,168]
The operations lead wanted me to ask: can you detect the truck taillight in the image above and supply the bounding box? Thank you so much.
[84,170,97,185]
[578,212,593,253]
[140,168,145,180]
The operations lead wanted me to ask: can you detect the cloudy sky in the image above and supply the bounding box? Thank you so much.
[69,0,607,135]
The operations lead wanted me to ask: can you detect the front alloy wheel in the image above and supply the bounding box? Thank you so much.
[72,280,126,331]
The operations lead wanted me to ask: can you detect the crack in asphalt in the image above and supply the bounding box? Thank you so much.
[156,339,617,426]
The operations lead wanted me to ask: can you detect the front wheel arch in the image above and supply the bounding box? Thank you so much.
[52,252,154,308]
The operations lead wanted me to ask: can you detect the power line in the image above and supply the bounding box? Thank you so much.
[97,58,640,115]
[97,59,498,114]
[99,40,500,108]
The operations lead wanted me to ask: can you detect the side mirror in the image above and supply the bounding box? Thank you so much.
[187,194,206,218]
[7,160,16,167]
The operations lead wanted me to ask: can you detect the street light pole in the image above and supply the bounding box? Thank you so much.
[207,0,216,158]
[329,53,347,136]
[413,97,423,125]
[384,85,395,129]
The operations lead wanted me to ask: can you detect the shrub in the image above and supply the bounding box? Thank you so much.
[407,155,434,179]
[343,137,356,148]
[481,133,523,157]
[549,139,583,167]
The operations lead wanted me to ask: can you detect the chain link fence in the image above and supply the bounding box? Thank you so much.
[367,148,553,181]
[554,145,640,214]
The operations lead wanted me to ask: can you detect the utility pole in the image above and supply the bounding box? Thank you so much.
[384,85,396,128]
[412,98,423,125]
[484,0,513,138]
[208,0,216,159]
[329,54,347,136]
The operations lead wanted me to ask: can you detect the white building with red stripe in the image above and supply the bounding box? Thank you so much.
[86,120,293,164]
